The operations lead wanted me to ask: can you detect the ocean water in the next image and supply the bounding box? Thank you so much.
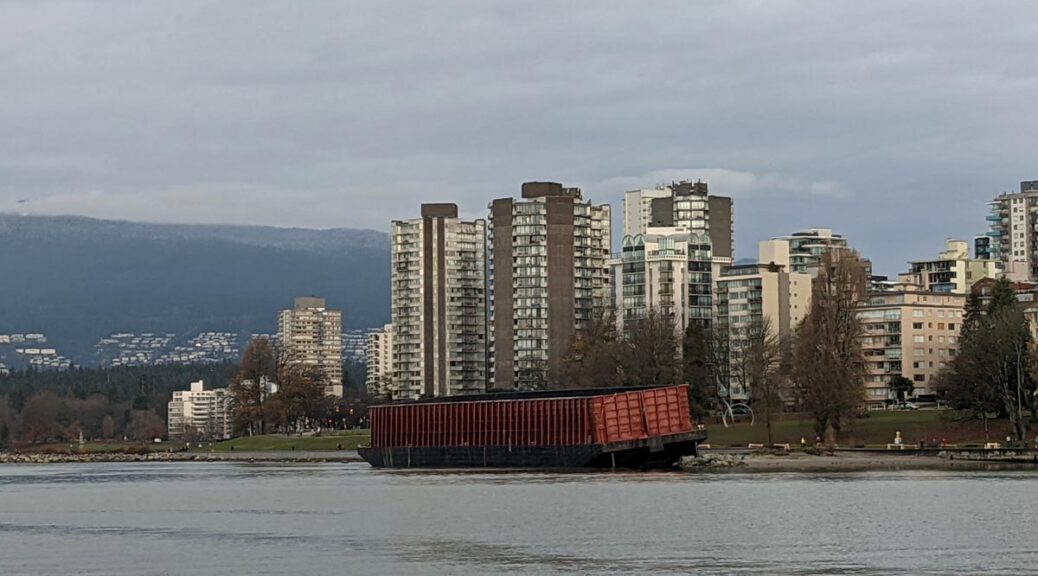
[1,462,1035,575]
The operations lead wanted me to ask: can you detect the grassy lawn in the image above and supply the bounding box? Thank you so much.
[20,431,371,454]
[704,409,1017,448]
[29,441,160,454]
[199,430,371,452]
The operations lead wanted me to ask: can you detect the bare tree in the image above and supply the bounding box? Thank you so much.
[276,359,332,432]
[125,410,166,441]
[738,317,783,445]
[16,391,63,443]
[559,307,624,389]
[621,309,682,387]
[229,337,277,436]
[792,250,869,444]
[101,414,116,439]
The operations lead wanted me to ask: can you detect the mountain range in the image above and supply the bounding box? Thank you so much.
[0,213,390,363]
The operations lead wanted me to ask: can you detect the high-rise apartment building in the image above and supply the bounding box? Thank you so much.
[898,239,999,294]
[622,180,733,263]
[714,240,811,400]
[859,286,965,407]
[365,324,394,398]
[488,182,611,389]
[612,227,714,332]
[277,296,343,397]
[984,180,1038,281]
[167,380,232,440]
[391,204,487,401]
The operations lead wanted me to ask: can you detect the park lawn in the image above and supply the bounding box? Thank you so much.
[704,409,1016,448]
[202,430,371,452]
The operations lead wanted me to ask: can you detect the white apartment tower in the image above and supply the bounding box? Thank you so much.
[277,297,344,397]
[365,324,395,398]
[622,180,733,264]
[613,227,714,333]
[391,204,487,401]
[984,180,1038,281]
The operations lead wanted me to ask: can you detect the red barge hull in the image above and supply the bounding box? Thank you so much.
[359,385,705,469]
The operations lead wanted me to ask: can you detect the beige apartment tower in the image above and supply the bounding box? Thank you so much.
[714,240,811,400]
[489,182,612,390]
[277,296,343,397]
[391,204,487,401]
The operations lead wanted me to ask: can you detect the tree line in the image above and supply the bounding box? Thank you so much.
[228,338,371,436]
[0,363,236,447]
[551,251,876,445]
[0,355,371,447]
[554,252,1038,445]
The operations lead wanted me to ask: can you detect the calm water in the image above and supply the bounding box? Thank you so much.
[1,463,1036,575]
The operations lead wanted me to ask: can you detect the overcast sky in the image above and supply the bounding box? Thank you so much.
[1,1,1036,275]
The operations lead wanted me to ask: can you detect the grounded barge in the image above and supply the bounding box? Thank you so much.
[358,384,706,469]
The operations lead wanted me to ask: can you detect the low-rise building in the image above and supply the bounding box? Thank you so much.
[168,380,233,440]
[899,239,999,294]
[859,286,965,407]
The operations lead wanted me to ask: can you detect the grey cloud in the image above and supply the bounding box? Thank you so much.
[1,1,1037,276]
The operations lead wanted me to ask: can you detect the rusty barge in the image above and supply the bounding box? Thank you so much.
[358,384,706,469]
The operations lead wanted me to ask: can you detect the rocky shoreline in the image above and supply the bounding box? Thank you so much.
[0,450,364,464]
[683,449,1038,472]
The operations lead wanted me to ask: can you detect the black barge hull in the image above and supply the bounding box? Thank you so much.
[358,431,705,470]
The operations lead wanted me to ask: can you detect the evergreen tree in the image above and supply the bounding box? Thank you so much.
[682,322,716,418]
[942,278,1033,440]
